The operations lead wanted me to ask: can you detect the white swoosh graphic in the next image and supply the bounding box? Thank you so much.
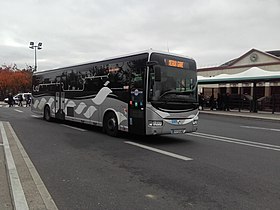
[92,87,112,105]
[48,97,55,106]
[33,100,39,108]
[66,100,76,107]
[75,102,87,114]
[84,106,97,118]
[38,98,47,110]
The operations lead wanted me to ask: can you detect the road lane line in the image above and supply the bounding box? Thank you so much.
[7,122,58,210]
[31,115,41,118]
[0,122,29,210]
[188,132,280,152]
[14,109,23,113]
[61,124,87,132]
[124,141,193,161]
[194,132,280,148]
[241,125,280,132]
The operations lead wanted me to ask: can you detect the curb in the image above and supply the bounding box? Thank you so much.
[199,110,280,122]
[0,121,58,210]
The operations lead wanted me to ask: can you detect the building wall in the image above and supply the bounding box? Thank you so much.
[198,49,280,100]
[233,52,278,66]
[198,49,280,77]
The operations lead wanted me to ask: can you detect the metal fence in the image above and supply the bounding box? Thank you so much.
[200,88,280,114]
[257,94,280,113]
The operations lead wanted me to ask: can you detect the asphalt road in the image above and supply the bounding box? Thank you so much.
[1,106,280,210]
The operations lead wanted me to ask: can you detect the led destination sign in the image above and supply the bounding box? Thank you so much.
[165,59,184,68]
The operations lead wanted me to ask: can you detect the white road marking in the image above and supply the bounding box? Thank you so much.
[0,122,29,210]
[14,109,23,113]
[61,124,87,132]
[7,122,58,210]
[188,132,280,152]
[124,141,193,161]
[145,194,157,199]
[241,125,280,132]
[31,114,41,118]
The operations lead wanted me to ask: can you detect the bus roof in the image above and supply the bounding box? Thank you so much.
[103,49,194,62]
[35,49,194,74]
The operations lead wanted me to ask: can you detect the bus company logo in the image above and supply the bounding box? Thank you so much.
[134,89,139,96]
[178,120,184,125]
[171,119,184,125]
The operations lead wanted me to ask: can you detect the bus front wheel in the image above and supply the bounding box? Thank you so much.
[44,106,51,121]
[104,112,118,137]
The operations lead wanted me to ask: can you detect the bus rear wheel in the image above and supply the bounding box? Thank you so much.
[104,112,118,137]
[44,106,51,121]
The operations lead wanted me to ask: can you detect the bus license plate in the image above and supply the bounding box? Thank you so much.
[171,129,185,134]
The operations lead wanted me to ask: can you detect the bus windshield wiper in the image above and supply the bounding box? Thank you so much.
[158,90,177,101]
[181,90,194,95]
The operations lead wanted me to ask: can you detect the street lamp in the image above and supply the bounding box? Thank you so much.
[29,42,42,72]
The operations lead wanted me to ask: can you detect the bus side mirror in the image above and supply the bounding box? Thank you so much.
[155,66,161,82]
[146,61,159,67]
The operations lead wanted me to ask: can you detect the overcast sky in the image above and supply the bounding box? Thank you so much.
[1,0,280,71]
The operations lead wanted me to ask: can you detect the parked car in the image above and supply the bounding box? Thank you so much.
[230,93,253,110]
[257,95,280,112]
[4,93,31,104]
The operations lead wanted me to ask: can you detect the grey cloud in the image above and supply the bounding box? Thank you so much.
[0,0,279,70]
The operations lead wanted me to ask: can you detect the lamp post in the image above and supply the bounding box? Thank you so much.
[29,42,42,72]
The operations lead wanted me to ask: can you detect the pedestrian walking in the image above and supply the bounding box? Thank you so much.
[199,93,205,110]
[224,92,230,111]
[18,94,23,106]
[8,93,13,107]
[209,94,215,110]
[217,93,222,110]
[26,94,31,107]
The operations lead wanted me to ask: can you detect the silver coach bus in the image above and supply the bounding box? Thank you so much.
[31,50,198,136]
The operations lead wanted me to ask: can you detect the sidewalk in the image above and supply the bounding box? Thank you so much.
[200,108,280,121]
[0,121,58,210]
[0,142,13,210]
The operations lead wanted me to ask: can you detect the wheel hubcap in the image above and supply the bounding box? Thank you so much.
[108,118,116,130]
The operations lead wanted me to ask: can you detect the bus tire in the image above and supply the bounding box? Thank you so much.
[44,105,51,121]
[104,112,118,137]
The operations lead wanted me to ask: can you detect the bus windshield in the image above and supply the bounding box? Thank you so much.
[148,53,198,110]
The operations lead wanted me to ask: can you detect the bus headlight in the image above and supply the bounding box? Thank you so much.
[148,120,163,127]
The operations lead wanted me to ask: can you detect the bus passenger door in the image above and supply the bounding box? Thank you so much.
[55,77,65,120]
[55,91,65,120]
[128,72,146,135]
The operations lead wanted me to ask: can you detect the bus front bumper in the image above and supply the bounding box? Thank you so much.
[146,117,198,135]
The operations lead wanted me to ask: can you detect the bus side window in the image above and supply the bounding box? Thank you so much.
[108,63,128,88]
[84,78,103,92]
[128,59,146,90]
